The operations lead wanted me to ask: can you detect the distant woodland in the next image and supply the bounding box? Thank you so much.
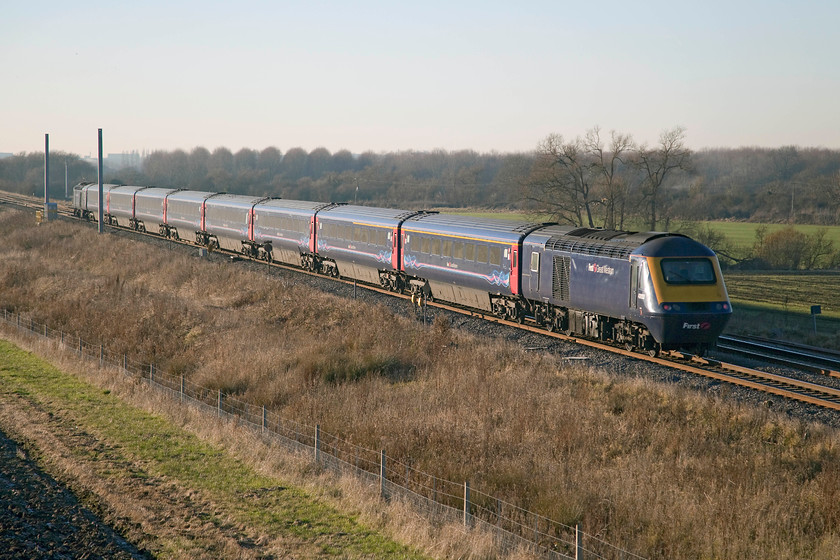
[3,127,840,266]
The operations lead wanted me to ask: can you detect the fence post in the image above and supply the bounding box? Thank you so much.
[380,450,386,499]
[262,406,266,432]
[181,376,185,401]
[218,389,223,416]
[575,524,582,560]
[315,424,321,463]
[99,345,104,367]
[78,336,82,356]
[464,481,471,527]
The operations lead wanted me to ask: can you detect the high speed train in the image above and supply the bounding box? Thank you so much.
[74,183,731,355]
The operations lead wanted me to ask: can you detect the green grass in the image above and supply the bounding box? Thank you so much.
[442,210,840,249]
[686,221,840,251]
[0,339,426,559]
[724,271,840,317]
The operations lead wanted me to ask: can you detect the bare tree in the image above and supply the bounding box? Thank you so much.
[524,134,598,227]
[636,126,692,230]
[584,126,634,230]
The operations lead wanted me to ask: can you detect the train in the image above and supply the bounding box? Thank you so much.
[73,182,732,356]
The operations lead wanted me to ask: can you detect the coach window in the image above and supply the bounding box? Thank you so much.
[530,252,540,272]
[465,243,475,261]
[453,242,464,259]
[431,238,441,256]
[443,240,452,257]
[477,244,489,263]
[489,246,502,267]
[421,236,430,254]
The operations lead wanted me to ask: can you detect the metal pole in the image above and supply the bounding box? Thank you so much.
[464,481,471,527]
[44,134,50,205]
[380,450,386,498]
[97,128,104,234]
[65,160,68,199]
[315,424,321,463]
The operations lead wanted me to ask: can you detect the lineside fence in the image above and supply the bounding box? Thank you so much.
[0,309,645,560]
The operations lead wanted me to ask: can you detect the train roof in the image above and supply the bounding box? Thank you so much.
[257,199,336,213]
[530,225,712,259]
[203,193,269,209]
[316,204,424,227]
[403,213,550,244]
[165,190,218,202]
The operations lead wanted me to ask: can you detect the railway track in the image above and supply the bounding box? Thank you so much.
[3,189,840,413]
[717,334,840,378]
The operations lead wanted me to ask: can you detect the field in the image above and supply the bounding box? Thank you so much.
[692,221,840,251]
[2,207,840,559]
[722,271,840,349]
[442,209,840,253]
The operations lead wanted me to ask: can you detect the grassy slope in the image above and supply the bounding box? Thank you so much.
[0,338,426,559]
[3,208,840,559]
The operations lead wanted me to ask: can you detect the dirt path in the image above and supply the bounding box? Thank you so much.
[0,423,148,559]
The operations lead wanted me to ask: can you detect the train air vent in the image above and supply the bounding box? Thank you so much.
[552,256,571,301]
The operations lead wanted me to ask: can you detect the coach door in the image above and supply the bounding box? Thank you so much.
[629,257,647,312]
[528,250,540,293]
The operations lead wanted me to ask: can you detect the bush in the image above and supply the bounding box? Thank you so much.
[752,226,835,270]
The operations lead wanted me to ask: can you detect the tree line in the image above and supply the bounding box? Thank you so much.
[2,129,839,268]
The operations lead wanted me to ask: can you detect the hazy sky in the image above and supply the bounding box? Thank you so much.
[3,0,839,157]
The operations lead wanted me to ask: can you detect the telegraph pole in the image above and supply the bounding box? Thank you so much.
[98,128,104,234]
[44,134,50,206]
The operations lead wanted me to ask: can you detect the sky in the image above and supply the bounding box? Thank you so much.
[2,0,839,157]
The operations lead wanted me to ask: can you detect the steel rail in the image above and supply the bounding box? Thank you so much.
[717,335,840,378]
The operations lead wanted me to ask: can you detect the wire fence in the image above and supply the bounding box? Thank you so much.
[0,308,646,560]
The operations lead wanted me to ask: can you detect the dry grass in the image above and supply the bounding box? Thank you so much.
[3,208,840,559]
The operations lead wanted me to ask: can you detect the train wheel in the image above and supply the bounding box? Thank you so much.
[647,344,660,358]
[624,342,634,352]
